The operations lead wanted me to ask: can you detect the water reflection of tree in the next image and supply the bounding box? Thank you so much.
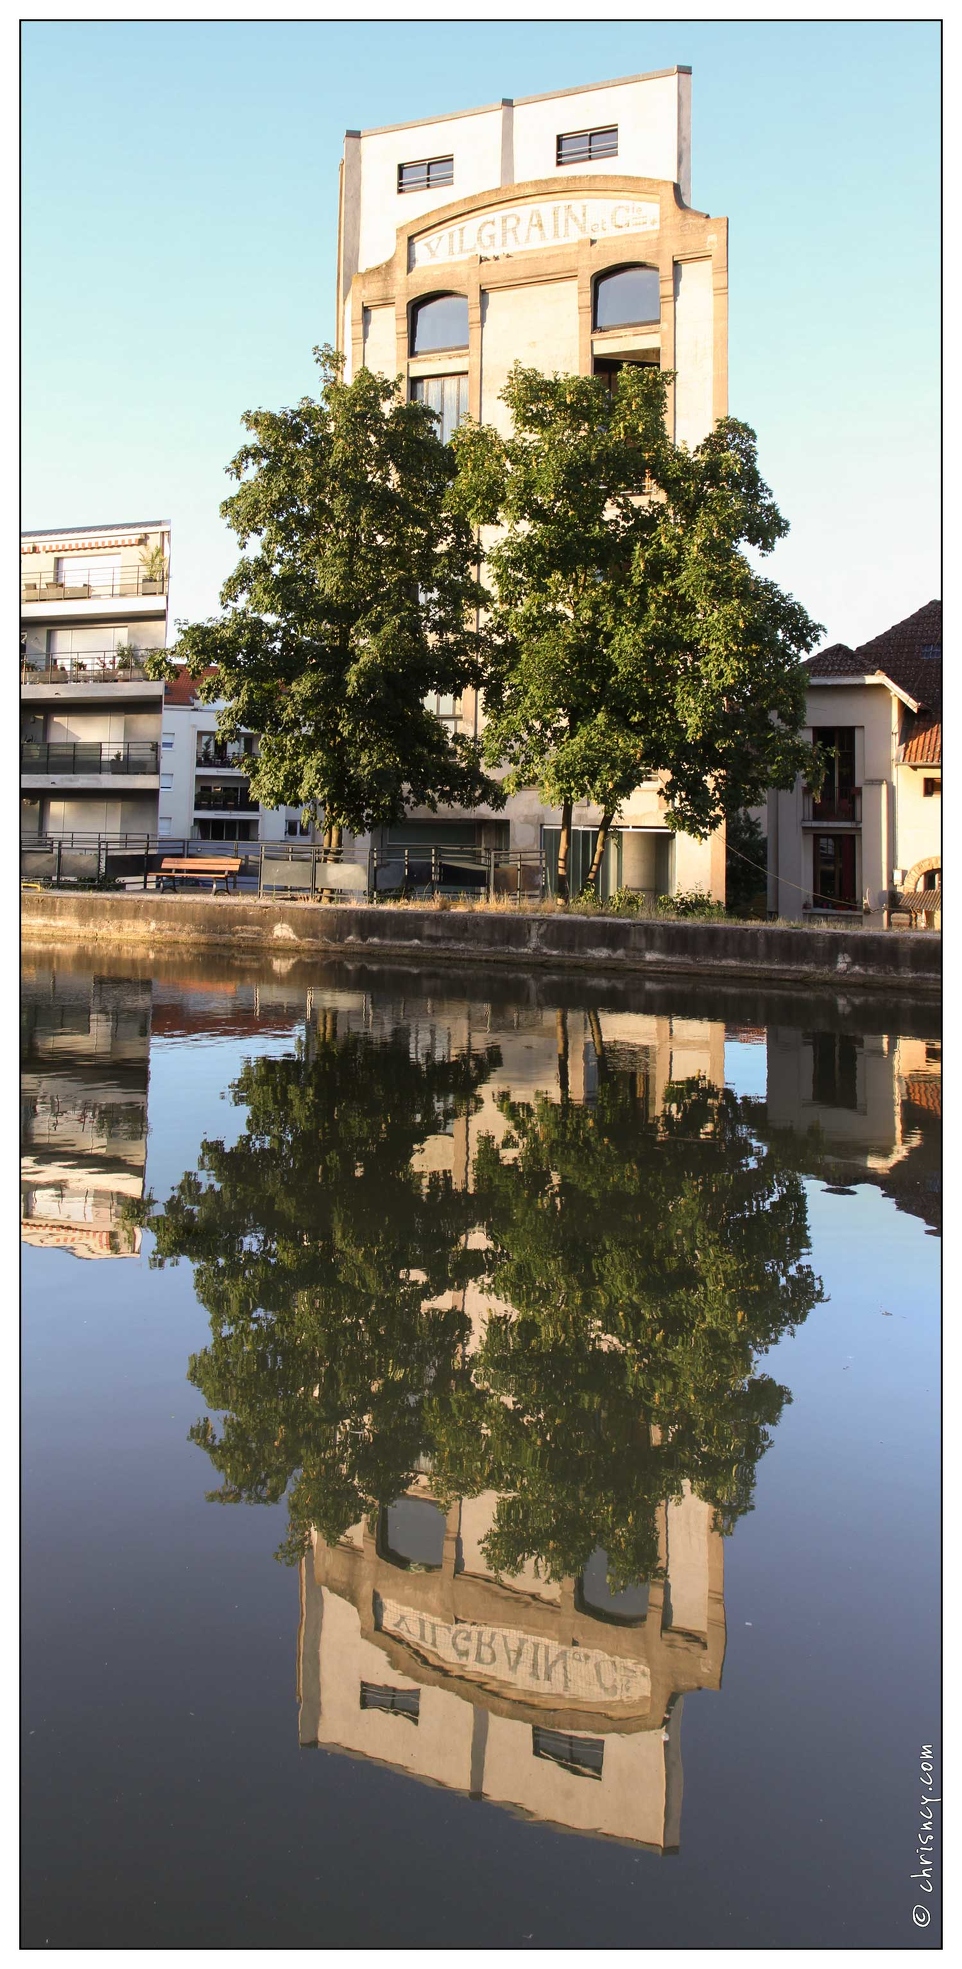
[442,1070,823,1587]
[148,1024,822,1578]
[149,1025,498,1558]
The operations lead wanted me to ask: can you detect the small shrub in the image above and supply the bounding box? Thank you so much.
[656,887,727,921]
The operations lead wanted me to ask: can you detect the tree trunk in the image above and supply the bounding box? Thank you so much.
[587,1007,607,1081]
[556,1007,570,1104]
[587,812,615,890]
[556,799,573,903]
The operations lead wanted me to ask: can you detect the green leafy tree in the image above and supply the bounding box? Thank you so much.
[725,807,768,914]
[150,346,500,847]
[147,1016,821,1592]
[451,363,822,896]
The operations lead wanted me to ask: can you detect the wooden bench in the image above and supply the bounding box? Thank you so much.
[158,856,243,894]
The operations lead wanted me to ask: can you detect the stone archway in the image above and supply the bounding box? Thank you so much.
[904,855,941,893]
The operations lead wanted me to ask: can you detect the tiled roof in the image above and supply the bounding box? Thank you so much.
[899,716,941,766]
[806,600,942,714]
[901,1073,942,1118]
[896,885,941,917]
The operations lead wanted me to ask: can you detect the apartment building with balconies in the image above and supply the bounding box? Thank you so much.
[159,668,304,846]
[21,520,171,842]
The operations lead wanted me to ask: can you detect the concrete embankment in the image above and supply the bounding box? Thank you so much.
[21,891,942,994]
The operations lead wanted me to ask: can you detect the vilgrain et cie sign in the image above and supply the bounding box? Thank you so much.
[410,196,660,270]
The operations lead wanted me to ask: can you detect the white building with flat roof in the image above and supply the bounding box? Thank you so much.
[337,70,728,904]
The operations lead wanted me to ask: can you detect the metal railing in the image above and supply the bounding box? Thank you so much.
[20,834,651,909]
[195,740,260,768]
[20,835,261,890]
[20,741,160,775]
[21,571,168,603]
[802,787,862,824]
[193,786,260,813]
[257,841,548,903]
[20,834,547,901]
[21,651,161,686]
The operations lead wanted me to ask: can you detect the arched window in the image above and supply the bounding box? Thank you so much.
[379,1495,447,1571]
[577,1546,649,1625]
[410,292,469,356]
[593,265,660,332]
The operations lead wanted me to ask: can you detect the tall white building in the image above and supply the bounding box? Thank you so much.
[337,69,729,902]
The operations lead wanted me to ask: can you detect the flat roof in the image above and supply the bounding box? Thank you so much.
[355,68,690,140]
[22,521,171,538]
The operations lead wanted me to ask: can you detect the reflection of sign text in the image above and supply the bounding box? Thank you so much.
[377,1596,650,1705]
[410,198,660,270]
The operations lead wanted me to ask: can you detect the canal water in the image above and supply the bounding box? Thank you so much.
[21,948,940,1950]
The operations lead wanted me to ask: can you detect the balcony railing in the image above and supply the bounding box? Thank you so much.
[802,787,862,824]
[21,741,160,775]
[21,571,168,603]
[195,739,259,768]
[193,783,259,813]
[21,652,160,686]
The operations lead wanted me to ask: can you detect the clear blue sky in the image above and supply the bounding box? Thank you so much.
[22,19,940,649]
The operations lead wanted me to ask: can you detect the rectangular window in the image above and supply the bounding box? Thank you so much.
[158,816,172,837]
[424,690,463,723]
[532,1728,604,1780]
[556,125,618,166]
[398,155,454,194]
[410,373,469,445]
[54,554,121,598]
[360,1683,420,1723]
[810,728,857,819]
[194,817,257,842]
[162,733,175,751]
[923,778,940,797]
[160,774,173,791]
[809,1031,860,1109]
[813,834,857,909]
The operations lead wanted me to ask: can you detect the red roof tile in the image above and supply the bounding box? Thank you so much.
[164,665,219,706]
[899,717,941,766]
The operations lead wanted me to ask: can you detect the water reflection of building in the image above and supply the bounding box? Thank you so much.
[301,1002,726,1186]
[764,1028,941,1234]
[299,1482,724,1852]
[20,964,151,1257]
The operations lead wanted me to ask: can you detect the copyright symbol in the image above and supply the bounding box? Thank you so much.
[912,1906,930,1928]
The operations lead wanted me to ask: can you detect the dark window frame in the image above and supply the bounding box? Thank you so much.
[556,125,618,166]
[409,292,470,358]
[360,1682,421,1723]
[410,371,470,444]
[593,263,661,332]
[923,778,941,797]
[532,1727,605,1780]
[398,155,454,194]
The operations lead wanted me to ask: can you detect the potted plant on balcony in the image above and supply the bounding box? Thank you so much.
[139,545,168,595]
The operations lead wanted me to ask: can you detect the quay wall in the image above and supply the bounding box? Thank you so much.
[20,893,942,994]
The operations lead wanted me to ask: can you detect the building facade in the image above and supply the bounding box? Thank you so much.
[337,70,728,902]
[21,959,150,1259]
[21,521,170,842]
[159,671,301,846]
[766,602,942,924]
[298,1483,725,1852]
